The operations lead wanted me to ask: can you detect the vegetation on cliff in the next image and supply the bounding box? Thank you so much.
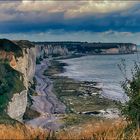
[0,63,25,112]
[14,40,35,49]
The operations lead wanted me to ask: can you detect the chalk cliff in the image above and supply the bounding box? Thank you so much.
[0,39,36,121]
[35,42,137,55]
[36,44,69,58]
[13,40,36,88]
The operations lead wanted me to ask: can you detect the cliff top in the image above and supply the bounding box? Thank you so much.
[35,41,136,46]
[0,39,23,57]
[0,39,35,57]
[14,40,35,49]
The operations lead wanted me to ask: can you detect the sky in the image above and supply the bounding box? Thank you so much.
[0,0,140,44]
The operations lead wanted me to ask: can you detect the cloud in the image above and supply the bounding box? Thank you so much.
[0,12,15,22]
[15,1,137,18]
[0,1,138,21]
[64,1,137,18]
[0,0,139,35]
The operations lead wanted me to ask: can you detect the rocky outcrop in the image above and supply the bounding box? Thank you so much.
[7,90,27,121]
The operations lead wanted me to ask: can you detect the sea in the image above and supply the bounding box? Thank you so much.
[59,53,140,103]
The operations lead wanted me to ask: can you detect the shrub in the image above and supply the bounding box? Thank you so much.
[119,60,140,129]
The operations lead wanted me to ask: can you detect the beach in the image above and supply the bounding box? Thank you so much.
[26,59,66,130]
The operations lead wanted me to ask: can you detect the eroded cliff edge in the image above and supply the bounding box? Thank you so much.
[0,39,36,121]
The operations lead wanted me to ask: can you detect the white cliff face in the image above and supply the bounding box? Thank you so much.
[36,45,69,58]
[6,44,36,121]
[13,47,36,88]
[44,45,69,56]
[7,90,27,121]
[27,47,36,82]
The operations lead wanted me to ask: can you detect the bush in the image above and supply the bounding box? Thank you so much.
[119,61,140,129]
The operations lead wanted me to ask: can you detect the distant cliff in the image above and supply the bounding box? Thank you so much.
[36,44,69,58]
[35,42,137,55]
[0,39,36,121]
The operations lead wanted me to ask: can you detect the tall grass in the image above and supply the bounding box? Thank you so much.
[1,119,140,139]
[0,124,49,139]
[57,119,140,140]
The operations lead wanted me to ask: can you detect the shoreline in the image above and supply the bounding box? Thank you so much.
[26,56,120,130]
[43,59,120,123]
[57,55,129,103]
[26,59,66,131]
[55,52,138,61]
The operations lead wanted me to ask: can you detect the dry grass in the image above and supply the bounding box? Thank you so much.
[0,123,49,139]
[1,119,140,139]
[57,119,140,140]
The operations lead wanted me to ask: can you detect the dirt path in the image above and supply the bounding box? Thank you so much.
[26,59,66,130]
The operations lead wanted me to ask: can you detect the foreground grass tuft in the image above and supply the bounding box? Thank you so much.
[1,119,140,139]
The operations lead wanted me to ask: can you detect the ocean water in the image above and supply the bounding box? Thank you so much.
[59,53,140,103]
